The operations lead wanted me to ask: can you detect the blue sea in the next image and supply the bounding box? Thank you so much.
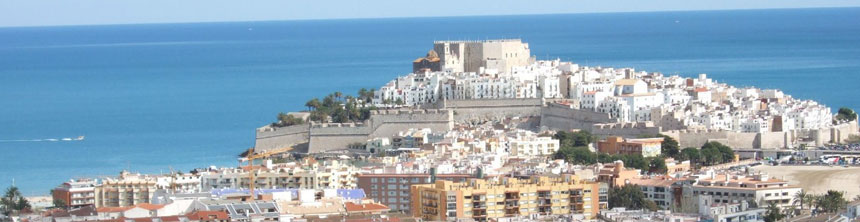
[1,7,859,195]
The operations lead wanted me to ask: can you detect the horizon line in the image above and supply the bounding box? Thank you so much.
[1,5,858,29]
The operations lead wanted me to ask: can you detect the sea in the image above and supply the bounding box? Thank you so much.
[1,7,859,196]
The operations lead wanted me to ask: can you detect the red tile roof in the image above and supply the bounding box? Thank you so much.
[345,202,390,213]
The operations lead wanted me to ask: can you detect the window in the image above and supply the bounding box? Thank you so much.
[371,178,378,183]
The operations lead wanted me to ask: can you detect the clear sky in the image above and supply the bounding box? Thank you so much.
[2,0,860,27]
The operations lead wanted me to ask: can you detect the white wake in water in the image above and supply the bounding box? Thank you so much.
[0,136,85,142]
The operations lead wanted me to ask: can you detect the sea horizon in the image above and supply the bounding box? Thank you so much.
[2,6,859,196]
[0,6,857,29]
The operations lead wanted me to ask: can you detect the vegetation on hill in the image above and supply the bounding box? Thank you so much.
[676,141,735,169]
[271,88,378,126]
[271,112,305,127]
[836,107,857,122]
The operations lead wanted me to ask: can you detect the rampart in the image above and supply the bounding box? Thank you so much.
[540,103,613,131]
[591,122,662,138]
[306,109,453,153]
[254,124,310,152]
[440,98,543,122]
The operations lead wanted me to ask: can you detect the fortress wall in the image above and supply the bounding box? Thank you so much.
[671,130,729,148]
[305,109,454,153]
[443,99,543,122]
[832,120,859,143]
[539,103,613,131]
[307,123,373,153]
[591,122,661,138]
[726,132,760,149]
[254,124,309,151]
[369,109,453,137]
[757,132,788,149]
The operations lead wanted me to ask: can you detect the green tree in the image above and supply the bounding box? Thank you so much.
[553,131,595,148]
[700,142,733,165]
[597,153,613,164]
[793,190,808,211]
[660,135,680,159]
[764,201,785,222]
[820,190,847,213]
[680,147,700,163]
[836,107,857,121]
[608,185,659,211]
[274,113,305,127]
[648,157,668,174]
[553,146,596,165]
[305,98,321,111]
[1,186,31,216]
[617,154,649,171]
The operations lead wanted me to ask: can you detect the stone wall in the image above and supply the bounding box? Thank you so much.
[307,123,374,153]
[441,99,543,122]
[540,103,613,131]
[368,109,453,138]
[254,124,309,152]
[306,109,454,153]
[591,122,662,139]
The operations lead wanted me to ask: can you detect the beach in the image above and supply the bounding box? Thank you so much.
[754,165,860,198]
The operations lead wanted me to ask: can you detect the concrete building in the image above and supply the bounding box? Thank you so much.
[686,172,801,209]
[698,195,765,222]
[95,171,159,207]
[626,178,681,209]
[356,173,472,213]
[200,159,358,191]
[410,175,600,221]
[508,134,560,157]
[52,179,97,209]
[597,136,663,157]
[597,161,641,188]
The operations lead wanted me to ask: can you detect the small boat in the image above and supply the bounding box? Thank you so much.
[75,136,85,141]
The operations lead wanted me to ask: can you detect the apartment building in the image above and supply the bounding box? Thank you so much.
[52,179,97,209]
[95,171,158,207]
[410,175,600,221]
[686,172,801,209]
[357,174,471,213]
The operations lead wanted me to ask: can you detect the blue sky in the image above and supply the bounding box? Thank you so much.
[2,0,860,27]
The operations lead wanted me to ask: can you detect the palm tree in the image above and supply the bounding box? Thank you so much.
[812,194,825,212]
[764,201,785,222]
[794,190,808,210]
[1,186,30,216]
[333,91,343,101]
[305,98,320,111]
[784,204,797,218]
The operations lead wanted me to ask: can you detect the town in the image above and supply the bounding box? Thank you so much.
[4,39,860,222]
